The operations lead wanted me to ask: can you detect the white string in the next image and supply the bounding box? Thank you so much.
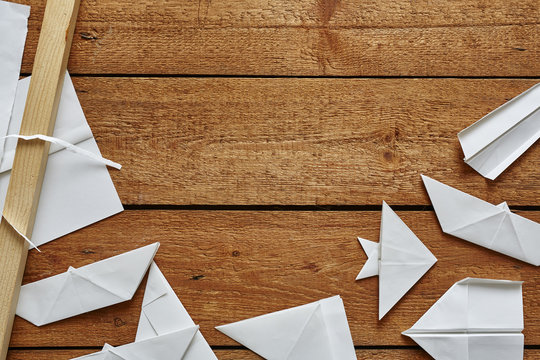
[2,215,41,252]
[3,134,122,169]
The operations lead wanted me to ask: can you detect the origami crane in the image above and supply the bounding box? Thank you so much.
[403,278,524,360]
[422,175,540,266]
[356,201,437,319]
[216,295,357,360]
[71,326,200,360]
[136,262,217,359]
[458,83,540,180]
[16,243,159,326]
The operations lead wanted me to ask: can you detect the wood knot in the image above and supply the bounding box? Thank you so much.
[232,250,240,257]
[191,274,205,280]
[114,318,126,327]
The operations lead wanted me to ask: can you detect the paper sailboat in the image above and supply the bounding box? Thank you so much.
[356,201,437,319]
[422,175,540,266]
[71,326,200,360]
[16,243,159,326]
[216,295,356,360]
[403,278,524,360]
[136,262,217,359]
[458,83,540,180]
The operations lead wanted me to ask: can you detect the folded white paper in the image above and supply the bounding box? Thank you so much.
[403,278,524,360]
[216,295,357,360]
[71,326,200,360]
[458,83,540,180]
[356,201,437,319]
[0,0,29,154]
[16,243,159,326]
[0,73,124,249]
[422,175,540,266]
[136,262,217,359]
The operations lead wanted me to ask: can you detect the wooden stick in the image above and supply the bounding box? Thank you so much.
[0,0,80,358]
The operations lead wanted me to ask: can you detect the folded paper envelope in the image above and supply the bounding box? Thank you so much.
[0,0,29,153]
[0,73,124,248]
[356,201,437,319]
[216,295,356,360]
[136,262,217,359]
[403,278,524,360]
[457,83,540,180]
[16,242,159,326]
[71,326,200,360]
[422,175,540,266]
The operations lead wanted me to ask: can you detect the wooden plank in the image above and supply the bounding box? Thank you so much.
[7,348,540,360]
[8,210,540,347]
[16,0,539,75]
[0,0,80,358]
[68,77,540,205]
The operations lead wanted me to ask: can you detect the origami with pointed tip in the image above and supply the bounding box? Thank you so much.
[71,326,200,360]
[422,175,540,266]
[216,295,356,360]
[403,278,524,360]
[356,201,437,319]
[136,262,217,359]
[16,243,159,326]
[458,83,540,180]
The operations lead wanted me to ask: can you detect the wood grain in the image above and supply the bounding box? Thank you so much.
[15,0,539,75]
[8,210,539,348]
[0,0,80,357]
[66,77,540,205]
[7,348,540,360]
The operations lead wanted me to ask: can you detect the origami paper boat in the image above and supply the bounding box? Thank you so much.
[458,83,540,180]
[216,295,356,360]
[136,262,217,359]
[422,175,540,266]
[403,278,524,360]
[356,201,437,319]
[16,243,159,326]
[71,326,200,360]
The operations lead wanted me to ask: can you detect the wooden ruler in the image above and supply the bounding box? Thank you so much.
[0,0,80,358]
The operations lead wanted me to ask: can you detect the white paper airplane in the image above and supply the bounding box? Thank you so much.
[216,295,357,360]
[136,262,217,359]
[422,175,540,266]
[403,278,524,360]
[16,243,159,326]
[71,326,200,360]
[458,83,540,180]
[356,201,437,319]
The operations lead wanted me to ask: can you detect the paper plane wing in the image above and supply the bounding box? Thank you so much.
[458,83,540,180]
[356,238,379,280]
[16,243,159,326]
[136,262,217,360]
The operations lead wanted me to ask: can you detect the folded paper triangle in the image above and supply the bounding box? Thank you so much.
[403,278,524,360]
[216,295,356,360]
[16,243,159,326]
[136,262,217,359]
[422,175,540,266]
[356,201,437,319]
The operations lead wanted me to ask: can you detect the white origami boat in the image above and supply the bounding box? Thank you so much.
[422,175,540,266]
[458,83,540,180]
[216,295,357,360]
[136,262,217,359]
[403,278,524,360]
[16,243,159,326]
[356,201,437,319]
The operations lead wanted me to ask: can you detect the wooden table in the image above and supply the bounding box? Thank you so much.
[7,1,540,359]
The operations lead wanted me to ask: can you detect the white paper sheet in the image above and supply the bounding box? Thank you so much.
[0,73,124,249]
[16,243,159,326]
[0,0,29,155]
[356,201,437,319]
[422,175,540,266]
[403,278,524,360]
[458,83,540,180]
[216,295,357,360]
[136,262,217,359]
